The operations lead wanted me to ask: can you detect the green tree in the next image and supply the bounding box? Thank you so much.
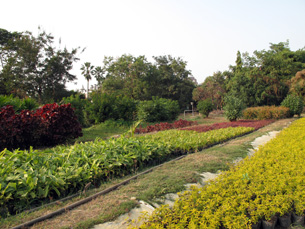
[193,71,226,109]
[93,66,105,87]
[81,62,94,98]
[197,99,214,117]
[0,28,81,103]
[226,42,305,106]
[281,94,304,117]
[223,95,246,121]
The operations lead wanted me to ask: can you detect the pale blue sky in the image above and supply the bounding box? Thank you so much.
[1,0,304,90]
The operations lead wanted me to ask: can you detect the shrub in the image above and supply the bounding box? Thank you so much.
[281,94,304,117]
[197,99,214,117]
[0,95,38,112]
[137,118,305,228]
[89,92,137,123]
[223,95,246,121]
[36,103,83,146]
[0,103,82,151]
[0,106,44,150]
[137,97,180,122]
[61,94,91,127]
[243,106,290,120]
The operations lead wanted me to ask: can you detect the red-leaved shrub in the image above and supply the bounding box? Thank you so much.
[0,103,82,151]
[36,103,83,146]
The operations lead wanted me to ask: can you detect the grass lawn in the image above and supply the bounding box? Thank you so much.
[0,114,296,229]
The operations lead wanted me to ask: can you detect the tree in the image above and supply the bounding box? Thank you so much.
[197,99,214,117]
[81,62,94,98]
[289,69,305,99]
[93,66,105,87]
[0,28,81,103]
[225,42,305,106]
[193,71,226,109]
[101,54,195,109]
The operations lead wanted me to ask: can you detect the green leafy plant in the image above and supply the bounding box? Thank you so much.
[137,97,180,122]
[224,95,246,121]
[197,99,214,117]
[281,94,304,117]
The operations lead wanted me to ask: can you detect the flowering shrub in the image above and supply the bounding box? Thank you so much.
[137,118,305,228]
[135,119,196,134]
[243,106,290,120]
[0,103,82,151]
[180,119,273,132]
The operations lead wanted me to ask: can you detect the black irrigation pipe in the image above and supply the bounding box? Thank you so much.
[10,127,265,229]
[10,154,187,229]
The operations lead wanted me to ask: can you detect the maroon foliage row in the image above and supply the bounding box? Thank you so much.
[180,120,274,132]
[135,119,197,134]
[0,103,82,151]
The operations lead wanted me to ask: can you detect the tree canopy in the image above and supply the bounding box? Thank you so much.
[99,54,196,109]
[193,41,305,108]
[0,28,81,103]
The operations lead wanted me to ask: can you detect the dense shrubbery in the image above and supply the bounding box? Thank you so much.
[0,95,38,112]
[223,95,246,121]
[197,99,214,117]
[281,94,304,117]
[243,106,290,120]
[135,119,196,134]
[0,103,82,151]
[61,94,91,127]
[137,97,180,122]
[89,92,137,123]
[137,118,305,229]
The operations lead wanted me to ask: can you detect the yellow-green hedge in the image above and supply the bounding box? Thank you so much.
[243,106,289,120]
[137,118,305,229]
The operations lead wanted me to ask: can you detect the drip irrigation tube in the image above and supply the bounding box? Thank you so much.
[11,155,187,229]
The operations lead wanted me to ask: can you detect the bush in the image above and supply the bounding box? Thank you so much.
[281,94,304,117]
[89,92,137,123]
[61,94,91,127]
[223,95,246,121]
[197,99,214,117]
[137,97,180,122]
[0,95,38,112]
[243,106,290,120]
[36,103,83,146]
[0,103,82,151]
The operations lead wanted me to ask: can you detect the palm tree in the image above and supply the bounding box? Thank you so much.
[81,62,94,98]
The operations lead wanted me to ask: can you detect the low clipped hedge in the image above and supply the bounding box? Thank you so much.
[243,106,289,120]
[138,118,305,228]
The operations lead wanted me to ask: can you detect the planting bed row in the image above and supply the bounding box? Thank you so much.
[0,126,254,217]
[135,119,196,134]
[137,118,305,229]
[180,119,274,133]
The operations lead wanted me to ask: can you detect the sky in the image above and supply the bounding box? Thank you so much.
[1,0,305,90]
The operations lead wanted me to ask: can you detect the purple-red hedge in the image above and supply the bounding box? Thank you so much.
[180,120,274,133]
[0,103,82,151]
[135,119,197,134]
